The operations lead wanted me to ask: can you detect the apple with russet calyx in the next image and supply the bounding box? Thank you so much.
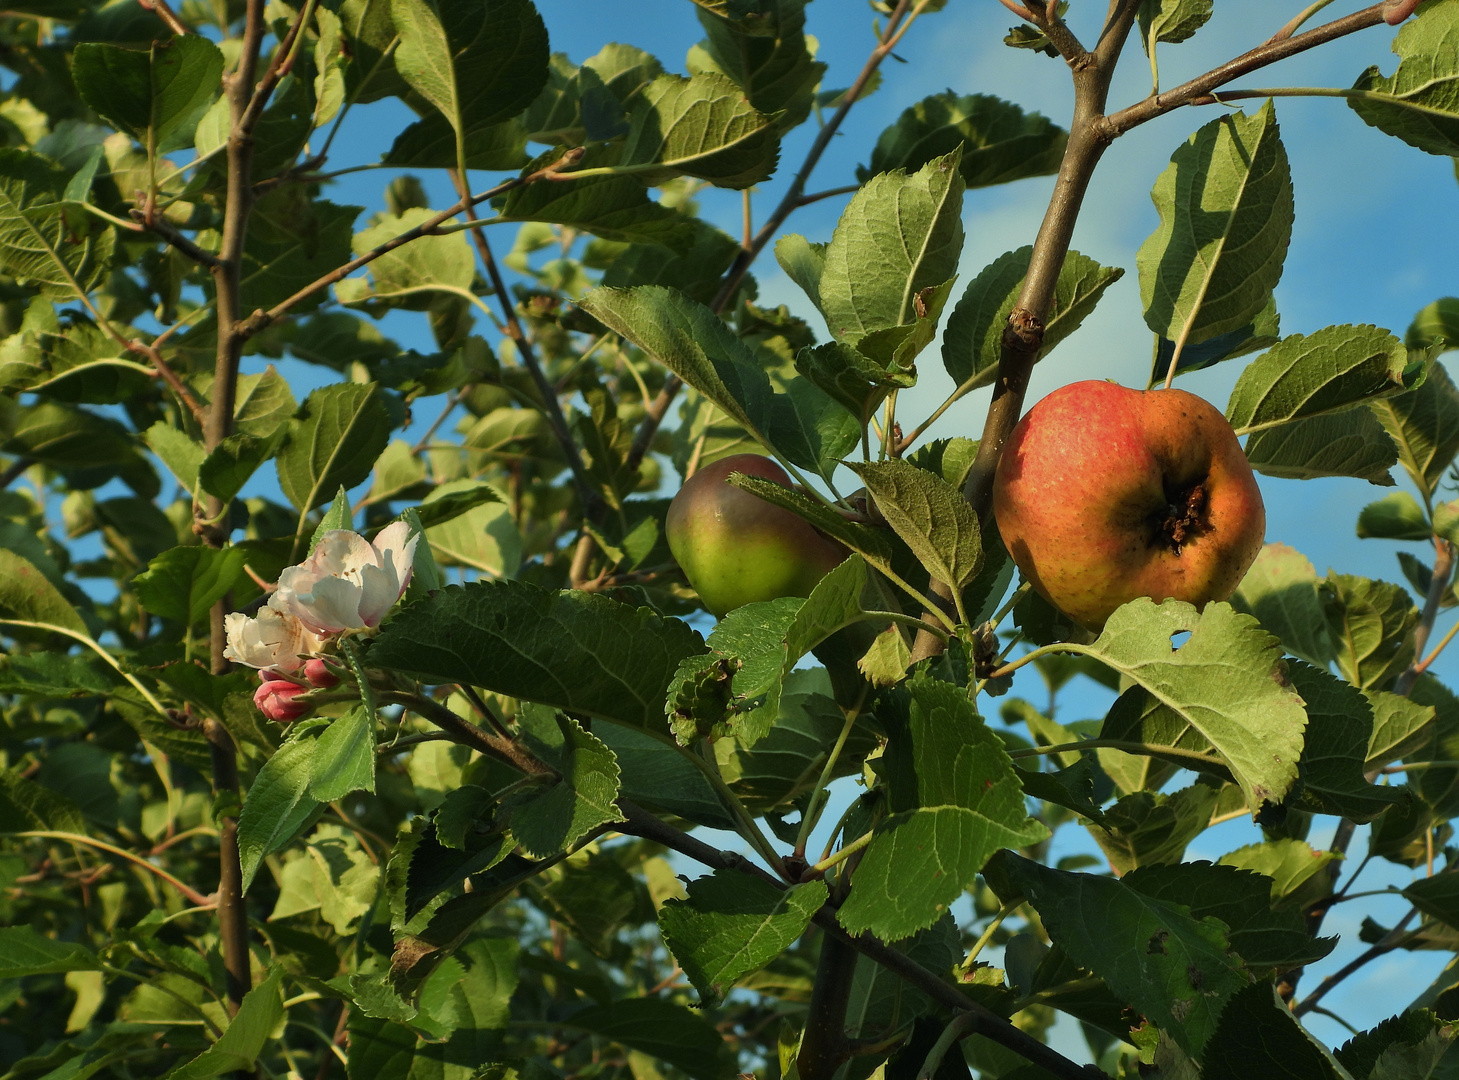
[992,380,1266,630]
[666,453,847,617]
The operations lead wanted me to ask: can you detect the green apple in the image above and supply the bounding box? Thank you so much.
[666,454,847,617]
[992,380,1266,629]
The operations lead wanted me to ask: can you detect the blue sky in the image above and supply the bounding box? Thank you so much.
[257,0,1459,1057]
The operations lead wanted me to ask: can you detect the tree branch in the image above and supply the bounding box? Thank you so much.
[235,151,582,338]
[1103,4,1392,137]
[911,0,1142,662]
[615,800,1100,1080]
[380,691,554,777]
[201,0,269,1016]
[1292,906,1419,1017]
[623,0,927,474]
[447,169,602,525]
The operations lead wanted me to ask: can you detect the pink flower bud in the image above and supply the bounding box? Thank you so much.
[254,679,311,723]
[304,657,340,688]
[1386,0,1422,24]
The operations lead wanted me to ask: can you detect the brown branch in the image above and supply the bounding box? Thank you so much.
[1103,4,1391,137]
[615,800,1098,1080]
[201,0,268,1017]
[235,150,582,339]
[241,0,317,132]
[623,0,922,474]
[128,337,207,426]
[798,933,860,1079]
[137,0,189,36]
[1293,907,1419,1017]
[132,209,221,268]
[0,456,33,489]
[447,169,602,524]
[995,0,1037,20]
[381,691,554,777]
[910,0,1143,663]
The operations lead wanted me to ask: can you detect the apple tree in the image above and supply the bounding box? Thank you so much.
[2,0,1459,1077]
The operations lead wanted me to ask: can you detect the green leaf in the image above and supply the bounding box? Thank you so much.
[1358,491,1433,541]
[690,0,825,132]
[1138,102,1293,355]
[166,967,283,1080]
[658,871,827,1005]
[1092,784,1222,875]
[837,675,1049,940]
[1072,599,1308,811]
[1218,838,1339,908]
[941,246,1124,390]
[0,767,88,833]
[199,428,288,504]
[578,285,855,480]
[511,707,626,857]
[812,151,963,344]
[309,706,377,801]
[1122,861,1335,970]
[132,546,248,626]
[338,207,475,306]
[1367,687,1437,770]
[989,851,1247,1058]
[1202,981,1348,1079]
[1244,406,1400,485]
[423,479,520,577]
[1371,358,1459,501]
[385,115,528,170]
[277,382,393,513]
[1287,662,1406,822]
[1322,574,1418,691]
[240,192,360,315]
[700,556,867,746]
[370,579,704,729]
[847,459,982,590]
[861,91,1066,189]
[1338,1011,1455,1080]
[1138,0,1213,49]
[1232,542,1336,667]
[1409,296,1459,351]
[565,997,735,1079]
[0,926,99,976]
[619,71,779,188]
[495,147,698,250]
[1226,325,1417,434]
[1153,294,1283,382]
[390,0,549,170]
[0,548,86,634]
[594,723,737,830]
[1350,0,1459,157]
[72,36,223,154]
[0,148,115,300]
[144,421,206,491]
[238,724,323,892]
[1404,873,1459,931]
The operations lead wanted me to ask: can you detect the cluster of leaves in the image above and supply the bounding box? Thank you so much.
[4,0,1459,1078]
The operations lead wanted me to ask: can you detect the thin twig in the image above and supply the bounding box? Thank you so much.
[616,800,1097,1080]
[1104,4,1394,137]
[0,457,32,489]
[132,210,221,267]
[447,169,601,521]
[12,830,215,907]
[138,0,190,35]
[380,691,553,777]
[236,150,582,338]
[1293,907,1420,1016]
[1269,0,1338,42]
[128,337,207,426]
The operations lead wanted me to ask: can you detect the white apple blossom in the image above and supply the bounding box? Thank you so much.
[223,606,329,673]
[271,523,419,635]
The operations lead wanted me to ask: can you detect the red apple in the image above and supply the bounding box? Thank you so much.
[992,381,1266,629]
[666,454,847,617]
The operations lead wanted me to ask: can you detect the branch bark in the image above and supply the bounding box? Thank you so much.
[910,0,1142,663]
[615,800,1100,1080]
[201,0,269,1015]
[447,169,603,526]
